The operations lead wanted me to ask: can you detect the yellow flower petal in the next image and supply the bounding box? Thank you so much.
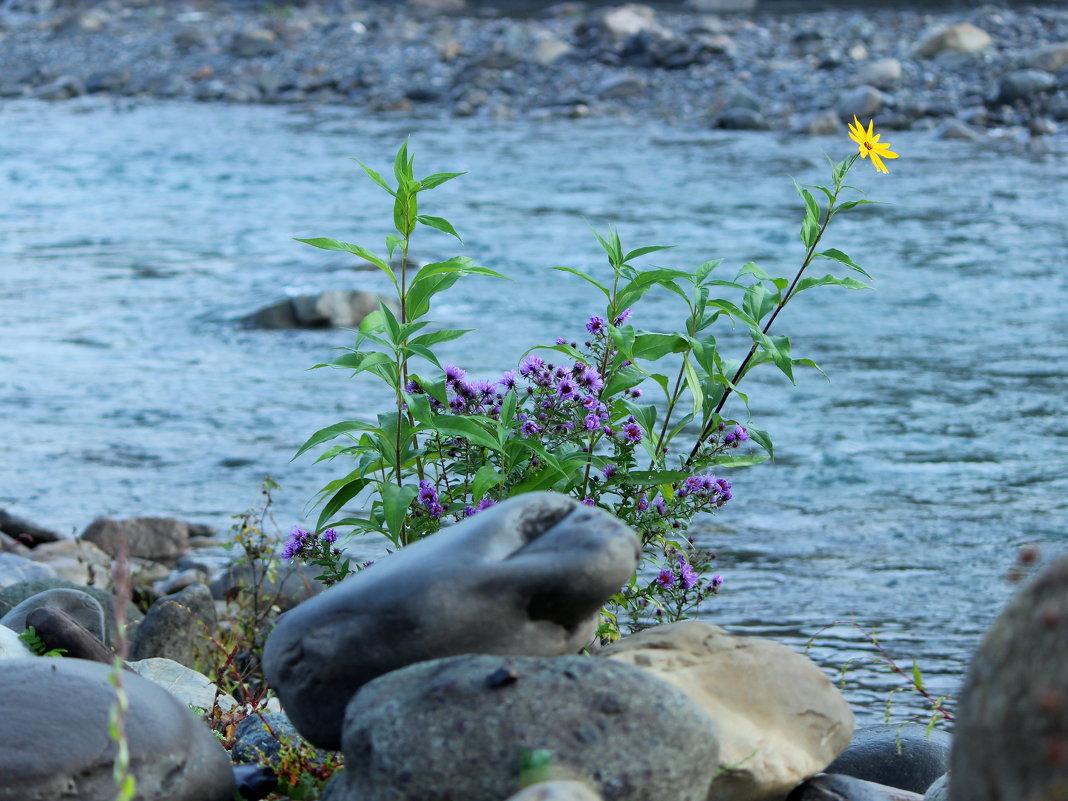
[869,151,889,173]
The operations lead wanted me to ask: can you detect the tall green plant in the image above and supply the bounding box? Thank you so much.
[291,131,893,637]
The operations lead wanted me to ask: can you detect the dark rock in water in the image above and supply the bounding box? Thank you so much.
[717,107,768,130]
[0,552,57,588]
[827,724,951,795]
[338,654,718,801]
[950,550,1068,801]
[247,290,388,329]
[0,658,235,801]
[233,762,277,801]
[836,85,890,122]
[994,69,1057,105]
[81,516,191,563]
[0,509,61,546]
[131,582,216,668]
[0,587,107,643]
[25,606,116,665]
[786,773,923,800]
[231,28,280,59]
[263,493,640,749]
[0,578,142,645]
[595,74,648,100]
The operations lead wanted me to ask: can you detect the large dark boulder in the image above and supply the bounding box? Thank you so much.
[263,493,641,749]
[827,724,951,795]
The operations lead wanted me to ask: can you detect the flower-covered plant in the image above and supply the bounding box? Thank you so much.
[293,129,893,638]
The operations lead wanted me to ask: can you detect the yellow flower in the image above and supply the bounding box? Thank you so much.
[848,116,899,174]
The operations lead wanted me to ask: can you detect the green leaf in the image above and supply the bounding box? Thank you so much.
[415,257,507,282]
[622,244,674,262]
[800,215,820,249]
[406,272,460,321]
[630,332,688,361]
[393,188,418,236]
[328,351,394,373]
[378,300,402,344]
[603,364,645,398]
[794,179,821,223]
[293,420,377,459]
[835,199,877,213]
[381,483,419,542]
[354,159,396,196]
[316,477,370,532]
[430,414,502,452]
[747,426,774,459]
[417,215,463,243]
[500,390,518,425]
[472,465,507,501]
[393,139,411,184]
[551,266,610,298]
[817,248,872,279]
[794,274,870,294]
[694,259,724,283]
[410,328,474,348]
[419,171,466,190]
[911,659,925,692]
[743,282,778,323]
[295,238,398,287]
[683,355,704,418]
[385,234,404,260]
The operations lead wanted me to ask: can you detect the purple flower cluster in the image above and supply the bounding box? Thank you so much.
[418,479,445,518]
[282,526,339,561]
[462,497,498,518]
[675,473,732,507]
[723,425,749,447]
[654,554,700,591]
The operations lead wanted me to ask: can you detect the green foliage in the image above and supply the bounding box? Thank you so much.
[18,625,67,657]
[295,142,882,638]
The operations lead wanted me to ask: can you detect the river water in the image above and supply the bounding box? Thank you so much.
[2,98,1066,724]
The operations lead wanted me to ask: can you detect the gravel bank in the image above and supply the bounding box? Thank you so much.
[1,1,1066,134]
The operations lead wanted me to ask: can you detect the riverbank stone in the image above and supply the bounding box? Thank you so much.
[0,657,235,801]
[786,774,924,800]
[505,781,603,801]
[0,587,106,642]
[25,537,112,587]
[81,515,191,563]
[263,493,641,749]
[602,621,853,801]
[0,509,61,546]
[0,552,57,588]
[128,657,237,720]
[0,577,142,645]
[827,724,951,795]
[26,606,115,664]
[339,653,718,801]
[0,625,33,659]
[131,582,216,667]
[950,550,1068,801]
[912,23,992,58]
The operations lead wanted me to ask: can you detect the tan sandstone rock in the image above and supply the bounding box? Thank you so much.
[601,620,853,801]
[26,538,112,588]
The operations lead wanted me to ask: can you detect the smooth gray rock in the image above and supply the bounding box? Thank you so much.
[717,107,768,130]
[505,781,603,801]
[0,625,33,660]
[0,658,235,801]
[339,654,718,801]
[0,587,107,642]
[131,582,216,667]
[950,551,1068,801]
[248,291,389,330]
[837,85,889,122]
[1028,43,1068,74]
[852,59,903,91]
[81,516,190,563]
[995,69,1057,105]
[0,552,56,588]
[26,606,114,664]
[0,577,142,645]
[595,74,648,101]
[924,772,949,801]
[828,724,951,795]
[127,657,237,719]
[786,773,922,800]
[263,493,641,749]
[912,23,991,59]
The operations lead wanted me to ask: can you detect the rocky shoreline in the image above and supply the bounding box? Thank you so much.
[1,0,1067,136]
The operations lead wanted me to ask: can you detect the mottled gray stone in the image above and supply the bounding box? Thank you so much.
[81,516,190,563]
[995,69,1057,105]
[127,657,237,720]
[26,607,114,664]
[0,552,56,588]
[339,654,718,801]
[950,551,1068,801]
[263,493,641,749]
[852,59,903,91]
[0,658,235,801]
[828,724,951,795]
[504,781,603,801]
[837,85,889,122]
[0,588,105,641]
[912,23,991,59]
[0,509,61,546]
[131,582,216,667]
[232,711,330,767]
[0,578,141,645]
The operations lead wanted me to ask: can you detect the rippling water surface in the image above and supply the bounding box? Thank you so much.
[2,99,1066,723]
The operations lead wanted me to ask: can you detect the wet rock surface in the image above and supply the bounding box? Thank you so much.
[828,724,951,795]
[0,1,1063,135]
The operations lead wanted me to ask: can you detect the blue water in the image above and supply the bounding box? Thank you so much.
[1,98,1066,723]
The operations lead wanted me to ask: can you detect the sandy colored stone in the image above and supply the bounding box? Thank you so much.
[26,538,112,588]
[601,620,853,801]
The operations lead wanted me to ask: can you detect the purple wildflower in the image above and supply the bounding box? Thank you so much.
[477,497,497,511]
[613,308,632,326]
[449,396,466,413]
[677,556,699,590]
[653,495,667,515]
[418,479,438,505]
[578,366,604,393]
[586,316,606,335]
[584,413,600,432]
[322,528,338,544]
[404,379,422,394]
[498,370,517,391]
[281,526,310,561]
[622,422,643,443]
[602,464,618,480]
[427,501,444,519]
[519,355,543,377]
[581,395,599,410]
[554,336,567,345]
[711,574,724,589]
[444,364,465,384]
[631,388,643,398]
[521,420,541,438]
[636,493,649,512]
[556,377,578,400]
[656,569,675,588]
[581,498,596,506]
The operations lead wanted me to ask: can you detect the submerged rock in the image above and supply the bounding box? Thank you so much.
[263,493,640,749]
